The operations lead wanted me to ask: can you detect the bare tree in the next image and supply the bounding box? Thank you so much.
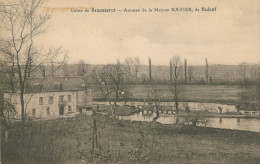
[205,58,209,84]
[0,0,67,125]
[225,71,229,84]
[184,59,187,84]
[122,84,133,106]
[41,65,45,77]
[148,57,152,82]
[51,60,54,76]
[91,61,129,118]
[144,80,165,121]
[169,60,173,83]
[134,57,140,81]
[237,63,256,110]
[140,73,147,84]
[169,56,182,115]
[239,63,247,84]
[0,51,16,91]
[77,59,85,76]
[91,108,98,160]
[257,75,260,107]
[63,62,69,77]
[124,57,134,82]
[188,65,193,84]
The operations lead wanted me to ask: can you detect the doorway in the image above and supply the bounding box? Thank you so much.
[59,106,64,115]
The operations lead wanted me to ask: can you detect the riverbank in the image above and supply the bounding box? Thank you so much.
[93,85,260,108]
[2,114,260,164]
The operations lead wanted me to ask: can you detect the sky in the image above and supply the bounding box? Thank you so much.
[36,0,260,65]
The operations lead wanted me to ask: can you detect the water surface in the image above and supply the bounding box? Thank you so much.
[119,112,260,133]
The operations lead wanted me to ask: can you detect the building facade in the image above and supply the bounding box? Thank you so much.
[4,89,92,118]
[4,76,93,119]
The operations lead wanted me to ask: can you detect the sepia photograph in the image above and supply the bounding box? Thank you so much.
[0,0,260,163]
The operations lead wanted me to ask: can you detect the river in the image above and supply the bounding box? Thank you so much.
[94,101,238,113]
[94,101,260,133]
[118,112,260,133]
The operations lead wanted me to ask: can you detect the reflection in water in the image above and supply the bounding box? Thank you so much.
[119,112,260,133]
[96,101,238,113]
[207,117,260,132]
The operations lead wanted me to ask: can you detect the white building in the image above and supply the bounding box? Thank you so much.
[4,77,93,119]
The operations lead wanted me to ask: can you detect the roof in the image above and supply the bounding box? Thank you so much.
[25,76,86,93]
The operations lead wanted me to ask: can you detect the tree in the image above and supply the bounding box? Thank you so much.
[41,65,45,77]
[225,71,229,84]
[0,0,67,125]
[237,63,258,110]
[63,63,69,77]
[257,76,260,107]
[0,50,16,91]
[188,65,193,84]
[169,60,173,83]
[77,59,86,76]
[134,57,140,81]
[51,60,54,76]
[169,56,183,115]
[124,57,134,82]
[76,60,90,86]
[148,57,152,82]
[140,73,147,84]
[184,59,187,84]
[205,58,209,84]
[144,80,165,121]
[91,61,129,118]
[2,99,17,129]
[122,85,133,106]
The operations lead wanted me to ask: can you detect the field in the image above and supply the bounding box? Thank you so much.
[94,85,254,105]
[2,114,260,164]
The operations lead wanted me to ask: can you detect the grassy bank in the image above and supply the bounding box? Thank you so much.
[94,85,259,105]
[2,114,260,164]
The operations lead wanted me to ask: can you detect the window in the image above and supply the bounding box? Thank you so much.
[46,107,50,115]
[39,97,43,105]
[42,69,45,77]
[60,83,63,91]
[48,96,53,104]
[59,95,64,102]
[68,106,72,112]
[39,85,43,92]
[32,109,36,116]
[67,95,71,102]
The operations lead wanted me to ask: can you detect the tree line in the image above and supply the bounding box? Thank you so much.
[61,57,260,86]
